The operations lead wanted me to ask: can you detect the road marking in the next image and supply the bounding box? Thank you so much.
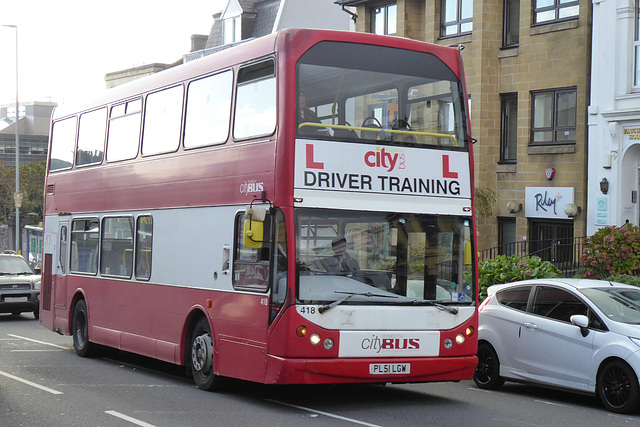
[105,411,157,427]
[0,370,63,395]
[534,400,571,408]
[7,334,69,349]
[11,349,64,352]
[266,399,382,427]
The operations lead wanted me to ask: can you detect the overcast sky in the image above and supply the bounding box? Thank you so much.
[0,0,225,107]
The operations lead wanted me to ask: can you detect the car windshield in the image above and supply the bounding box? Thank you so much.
[0,256,34,275]
[580,287,640,324]
[294,209,474,306]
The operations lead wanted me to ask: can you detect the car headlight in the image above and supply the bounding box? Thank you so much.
[630,337,640,348]
[34,280,41,290]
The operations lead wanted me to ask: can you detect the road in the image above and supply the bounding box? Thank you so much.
[1,314,639,427]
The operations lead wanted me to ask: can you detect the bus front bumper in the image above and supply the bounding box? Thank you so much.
[265,355,478,385]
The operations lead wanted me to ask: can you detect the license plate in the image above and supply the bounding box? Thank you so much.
[3,297,28,303]
[369,363,411,375]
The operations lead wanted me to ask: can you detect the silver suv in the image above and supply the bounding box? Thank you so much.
[0,252,41,319]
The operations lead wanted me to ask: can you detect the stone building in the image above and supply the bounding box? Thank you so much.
[587,0,640,235]
[337,0,590,260]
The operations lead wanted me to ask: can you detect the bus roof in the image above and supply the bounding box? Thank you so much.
[52,28,462,121]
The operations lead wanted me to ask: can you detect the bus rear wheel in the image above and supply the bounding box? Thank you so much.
[190,317,222,391]
[72,300,96,357]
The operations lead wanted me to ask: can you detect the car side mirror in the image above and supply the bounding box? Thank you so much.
[570,314,590,337]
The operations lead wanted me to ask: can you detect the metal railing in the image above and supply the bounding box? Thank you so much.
[478,237,586,277]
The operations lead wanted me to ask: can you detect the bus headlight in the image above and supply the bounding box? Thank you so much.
[444,338,454,349]
[455,334,465,345]
[310,333,321,345]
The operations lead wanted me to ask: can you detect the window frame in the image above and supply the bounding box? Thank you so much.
[100,216,134,278]
[634,0,640,88]
[183,69,233,149]
[500,92,518,163]
[371,3,397,36]
[440,0,473,38]
[530,87,577,146]
[70,217,100,276]
[533,0,579,25]
[503,0,520,47]
[232,211,272,293]
[141,84,184,157]
[76,107,107,168]
[135,215,153,281]
[233,57,277,141]
[106,97,142,163]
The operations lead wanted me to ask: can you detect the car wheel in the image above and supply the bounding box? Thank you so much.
[190,317,223,391]
[597,360,640,414]
[473,342,505,390]
[72,300,96,357]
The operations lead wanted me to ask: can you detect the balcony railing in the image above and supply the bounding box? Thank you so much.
[478,237,585,278]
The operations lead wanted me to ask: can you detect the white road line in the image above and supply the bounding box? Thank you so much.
[0,370,63,395]
[534,400,571,408]
[266,399,383,427]
[105,410,157,427]
[7,334,69,349]
[11,349,64,352]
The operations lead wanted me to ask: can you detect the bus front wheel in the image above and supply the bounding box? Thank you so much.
[72,300,96,357]
[190,317,222,391]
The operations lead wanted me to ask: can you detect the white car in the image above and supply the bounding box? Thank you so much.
[474,278,640,414]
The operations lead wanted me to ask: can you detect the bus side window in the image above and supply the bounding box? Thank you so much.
[107,97,142,162]
[50,117,77,171]
[233,58,276,140]
[100,216,133,278]
[70,218,99,275]
[232,212,270,292]
[184,70,233,148]
[77,107,106,167]
[135,215,153,281]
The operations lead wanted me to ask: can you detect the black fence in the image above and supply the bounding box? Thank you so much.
[478,237,586,278]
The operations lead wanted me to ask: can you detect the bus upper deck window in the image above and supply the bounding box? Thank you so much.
[234,59,276,140]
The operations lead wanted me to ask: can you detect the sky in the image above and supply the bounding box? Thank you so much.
[0,0,225,107]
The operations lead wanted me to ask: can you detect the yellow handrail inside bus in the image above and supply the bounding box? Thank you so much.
[297,122,459,147]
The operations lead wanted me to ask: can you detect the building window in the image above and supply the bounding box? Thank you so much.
[498,218,516,256]
[500,93,518,162]
[372,3,397,35]
[635,0,640,87]
[503,0,519,47]
[224,16,241,44]
[531,88,576,145]
[534,0,578,25]
[441,0,473,37]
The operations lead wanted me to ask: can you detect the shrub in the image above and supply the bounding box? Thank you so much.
[580,224,640,279]
[475,255,564,300]
[606,274,640,287]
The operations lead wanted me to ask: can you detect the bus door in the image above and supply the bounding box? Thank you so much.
[54,222,69,311]
[40,220,69,330]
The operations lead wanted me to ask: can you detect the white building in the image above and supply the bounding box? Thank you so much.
[588,0,640,234]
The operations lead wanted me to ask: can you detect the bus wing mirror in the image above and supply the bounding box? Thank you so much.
[244,219,264,249]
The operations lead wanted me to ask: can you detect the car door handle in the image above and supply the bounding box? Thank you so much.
[524,322,538,329]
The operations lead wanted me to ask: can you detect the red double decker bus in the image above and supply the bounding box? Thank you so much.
[40,28,478,389]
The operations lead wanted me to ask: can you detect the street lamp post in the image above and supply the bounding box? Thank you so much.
[2,24,19,253]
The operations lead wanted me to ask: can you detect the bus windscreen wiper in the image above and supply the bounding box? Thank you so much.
[410,299,459,315]
[318,291,398,314]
